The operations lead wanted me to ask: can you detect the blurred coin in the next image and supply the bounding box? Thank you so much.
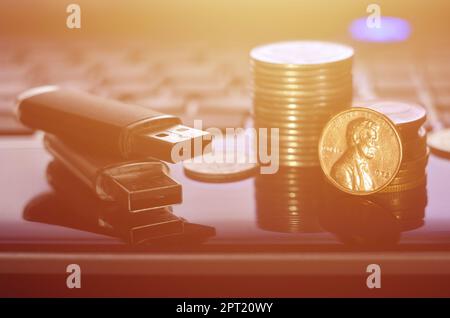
[183,151,258,183]
[370,184,428,210]
[255,119,332,129]
[255,175,323,184]
[277,161,319,167]
[359,100,427,128]
[258,167,322,176]
[253,105,346,116]
[276,142,320,149]
[250,41,353,68]
[251,61,353,73]
[278,149,320,156]
[380,175,427,193]
[390,173,427,186]
[253,104,350,114]
[398,151,429,171]
[253,74,352,85]
[254,106,342,117]
[252,94,352,105]
[395,166,426,179]
[253,88,352,99]
[402,129,427,161]
[427,128,450,159]
[275,134,320,141]
[254,126,325,137]
[253,80,352,91]
[371,184,427,201]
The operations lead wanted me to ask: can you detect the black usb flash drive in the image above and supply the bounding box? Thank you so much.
[16,86,211,162]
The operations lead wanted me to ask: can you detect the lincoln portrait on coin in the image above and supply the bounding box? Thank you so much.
[331,118,380,192]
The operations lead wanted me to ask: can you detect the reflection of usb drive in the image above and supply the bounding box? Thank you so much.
[44,134,182,213]
[16,86,211,162]
[44,160,185,245]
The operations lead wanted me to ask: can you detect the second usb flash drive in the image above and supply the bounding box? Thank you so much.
[44,134,182,213]
[16,86,211,162]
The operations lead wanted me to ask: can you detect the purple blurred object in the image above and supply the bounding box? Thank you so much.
[350,16,411,43]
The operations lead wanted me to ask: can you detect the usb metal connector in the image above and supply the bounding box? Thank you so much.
[134,124,211,163]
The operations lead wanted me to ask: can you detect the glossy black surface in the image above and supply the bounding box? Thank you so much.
[0,138,449,252]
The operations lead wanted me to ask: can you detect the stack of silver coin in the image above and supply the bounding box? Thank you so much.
[250,41,354,167]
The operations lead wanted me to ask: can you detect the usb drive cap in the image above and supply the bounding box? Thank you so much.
[102,162,182,213]
[99,208,185,245]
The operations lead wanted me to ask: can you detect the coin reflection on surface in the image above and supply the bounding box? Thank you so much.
[371,179,427,231]
[319,180,427,247]
[254,166,426,247]
[319,186,401,248]
[255,167,324,233]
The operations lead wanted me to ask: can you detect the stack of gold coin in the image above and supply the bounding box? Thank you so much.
[250,41,354,167]
[255,167,324,233]
[319,102,428,228]
[363,100,428,226]
[371,185,427,230]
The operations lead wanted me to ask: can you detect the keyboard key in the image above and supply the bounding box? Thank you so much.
[183,98,249,130]
[0,81,28,114]
[96,80,162,101]
[161,62,219,80]
[425,62,450,79]
[170,77,229,97]
[149,46,209,65]
[439,110,450,127]
[134,93,185,114]
[0,97,15,114]
[123,47,149,63]
[180,112,247,130]
[434,94,450,110]
[0,81,27,96]
[430,81,450,96]
[374,82,418,100]
[373,75,414,86]
[100,63,153,83]
[83,50,125,67]
[0,114,33,135]
[25,61,91,85]
[57,80,97,92]
[370,62,413,78]
[0,65,28,82]
[196,94,251,114]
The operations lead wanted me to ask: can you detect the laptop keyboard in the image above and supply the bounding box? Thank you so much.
[0,41,448,136]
